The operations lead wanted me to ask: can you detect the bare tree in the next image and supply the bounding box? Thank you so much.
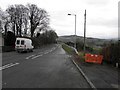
[0,8,10,36]
[3,13,10,36]
[5,4,49,37]
[6,5,17,35]
[27,4,49,37]
[15,4,29,36]
[6,5,29,36]
[23,16,28,36]
[0,8,3,32]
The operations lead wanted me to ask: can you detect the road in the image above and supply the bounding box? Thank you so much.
[2,44,90,88]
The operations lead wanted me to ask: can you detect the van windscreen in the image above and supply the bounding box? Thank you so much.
[16,40,20,44]
[21,40,24,45]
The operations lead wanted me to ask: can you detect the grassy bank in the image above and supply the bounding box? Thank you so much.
[62,44,75,55]
[62,43,85,62]
[78,51,85,61]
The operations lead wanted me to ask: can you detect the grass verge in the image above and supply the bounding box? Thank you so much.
[62,43,85,62]
[78,51,85,61]
[62,44,75,55]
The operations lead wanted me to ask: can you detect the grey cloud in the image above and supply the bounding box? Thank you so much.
[88,18,117,28]
[83,0,110,6]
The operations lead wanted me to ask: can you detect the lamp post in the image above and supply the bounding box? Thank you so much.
[68,14,76,49]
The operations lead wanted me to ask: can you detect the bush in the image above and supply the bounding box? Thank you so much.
[31,37,43,49]
[31,30,58,48]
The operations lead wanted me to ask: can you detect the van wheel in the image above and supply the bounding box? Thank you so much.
[27,49,29,53]
[17,50,20,53]
[31,49,33,52]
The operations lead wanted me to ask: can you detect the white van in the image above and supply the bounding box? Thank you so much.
[15,38,34,52]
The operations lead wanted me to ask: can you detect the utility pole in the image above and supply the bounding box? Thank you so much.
[84,10,86,56]
[75,15,76,49]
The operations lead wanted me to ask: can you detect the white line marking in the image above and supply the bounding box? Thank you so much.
[52,47,55,50]
[44,52,49,54]
[26,54,36,59]
[2,83,7,86]
[0,63,19,70]
[31,54,43,59]
[2,63,13,67]
[31,46,58,59]
[50,50,53,52]
[111,84,118,88]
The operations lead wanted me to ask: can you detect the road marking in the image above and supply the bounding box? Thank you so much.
[0,63,19,70]
[2,63,13,67]
[2,82,7,86]
[31,46,58,59]
[111,84,118,88]
[44,52,49,54]
[26,54,36,59]
[52,47,55,51]
[31,54,43,59]
[49,50,52,52]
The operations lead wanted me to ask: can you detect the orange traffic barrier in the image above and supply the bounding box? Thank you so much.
[85,53,103,64]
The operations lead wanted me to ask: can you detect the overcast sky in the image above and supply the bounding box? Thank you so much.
[0,0,119,39]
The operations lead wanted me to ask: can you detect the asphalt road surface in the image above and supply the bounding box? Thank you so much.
[2,44,90,88]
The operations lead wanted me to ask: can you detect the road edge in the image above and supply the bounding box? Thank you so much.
[72,59,97,90]
[62,43,97,89]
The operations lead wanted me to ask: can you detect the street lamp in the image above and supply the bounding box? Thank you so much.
[68,13,76,49]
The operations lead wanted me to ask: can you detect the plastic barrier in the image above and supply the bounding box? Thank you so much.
[85,53,103,64]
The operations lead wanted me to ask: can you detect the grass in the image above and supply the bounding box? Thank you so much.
[92,47,102,54]
[78,51,85,61]
[62,43,85,62]
[62,44,75,55]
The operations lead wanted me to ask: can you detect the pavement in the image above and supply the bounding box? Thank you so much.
[2,44,91,88]
[72,54,120,89]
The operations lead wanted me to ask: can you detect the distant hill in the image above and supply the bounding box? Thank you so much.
[58,35,116,47]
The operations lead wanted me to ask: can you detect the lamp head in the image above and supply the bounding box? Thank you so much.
[68,14,71,15]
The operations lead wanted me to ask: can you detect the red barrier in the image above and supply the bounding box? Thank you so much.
[85,53,103,64]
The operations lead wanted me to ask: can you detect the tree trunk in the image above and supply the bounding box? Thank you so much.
[31,27,34,37]
[13,22,15,36]
[4,23,7,36]
[19,25,22,37]
[24,19,27,36]
[16,23,19,36]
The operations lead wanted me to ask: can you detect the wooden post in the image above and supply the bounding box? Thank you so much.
[84,10,86,56]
